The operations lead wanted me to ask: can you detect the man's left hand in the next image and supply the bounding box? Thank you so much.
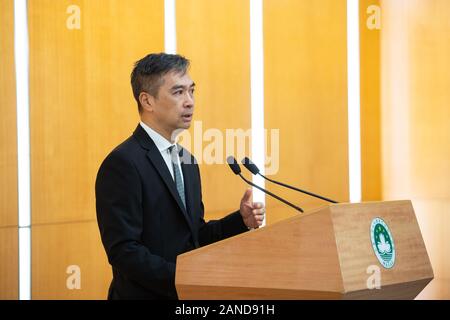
[239,188,265,229]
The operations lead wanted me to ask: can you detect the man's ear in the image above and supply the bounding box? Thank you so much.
[139,92,155,112]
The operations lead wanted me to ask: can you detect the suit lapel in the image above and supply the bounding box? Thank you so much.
[180,149,200,247]
[133,125,195,234]
[180,156,195,222]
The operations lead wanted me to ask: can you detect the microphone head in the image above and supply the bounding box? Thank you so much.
[226,156,241,175]
[241,157,260,175]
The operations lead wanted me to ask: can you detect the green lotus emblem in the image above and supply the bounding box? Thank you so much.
[370,218,395,269]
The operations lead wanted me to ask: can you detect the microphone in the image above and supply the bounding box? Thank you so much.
[226,156,304,213]
[241,157,338,204]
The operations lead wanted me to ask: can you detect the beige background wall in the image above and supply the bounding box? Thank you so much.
[379,0,450,299]
[28,0,164,299]
[264,0,350,224]
[359,0,450,299]
[1,0,449,299]
[177,0,251,220]
[0,0,18,300]
[360,0,382,201]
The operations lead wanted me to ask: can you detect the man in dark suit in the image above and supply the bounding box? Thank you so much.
[95,53,265,299]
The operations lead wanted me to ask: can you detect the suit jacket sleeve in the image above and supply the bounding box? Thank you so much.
[95,150,177,299]
[195,164,249,247]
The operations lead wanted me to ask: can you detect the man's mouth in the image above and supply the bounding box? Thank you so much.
[182,114,193,121]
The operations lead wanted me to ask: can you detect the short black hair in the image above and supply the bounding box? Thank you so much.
[130,53,190,113]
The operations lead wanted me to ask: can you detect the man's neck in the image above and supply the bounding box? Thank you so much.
[140,118,174,143]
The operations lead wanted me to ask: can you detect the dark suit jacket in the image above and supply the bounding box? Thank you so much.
[95,124,248,299]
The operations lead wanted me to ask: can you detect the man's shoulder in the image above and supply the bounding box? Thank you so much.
[113,134,140,154]
[99,133,142,168]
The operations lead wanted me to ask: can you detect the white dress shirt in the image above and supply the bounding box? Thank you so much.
[139,121,184,185]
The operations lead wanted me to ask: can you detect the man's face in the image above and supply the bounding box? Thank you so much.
[151,70,195,138]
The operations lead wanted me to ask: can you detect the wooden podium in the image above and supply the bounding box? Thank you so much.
[175,201,433,299]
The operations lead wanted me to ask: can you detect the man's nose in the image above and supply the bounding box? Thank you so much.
[184,92,194,107]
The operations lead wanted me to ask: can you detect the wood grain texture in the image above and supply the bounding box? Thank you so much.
[176,0,251,218]
[176,285,342,300]
[28,0,164,299]
[0,227,18,299]
[176,205,344,299]
[176,201,433,300]
[360,0,382,201]
[32,221,111,299]
[0,0,18,300]
[331,201,433,298]
[264,0,349,225]
[0,0,17,228]
[28,0,164,225]
[344,278,432,300]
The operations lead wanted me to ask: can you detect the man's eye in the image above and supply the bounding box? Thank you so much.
[174,90,182,95]
[190,89,195,95]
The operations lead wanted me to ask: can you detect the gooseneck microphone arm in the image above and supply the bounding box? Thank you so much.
[258,173,338,204]
[237,173,304,213]
[242,157,338,204]
[227,156,304,213]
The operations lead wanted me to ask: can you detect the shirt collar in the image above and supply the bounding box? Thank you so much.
[140,121,176,153]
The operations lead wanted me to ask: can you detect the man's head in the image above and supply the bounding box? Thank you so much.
[131,53,195,141]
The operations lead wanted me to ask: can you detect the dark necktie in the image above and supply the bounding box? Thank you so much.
[169,145,186,209]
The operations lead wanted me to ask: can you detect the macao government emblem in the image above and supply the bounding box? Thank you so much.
[370,218,396,269]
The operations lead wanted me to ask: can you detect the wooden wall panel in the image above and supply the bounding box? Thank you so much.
[0,0,18,228]
[32,221,111,299]
[0,227,18,300]
[28,0,164,299]
[0,0,18,299]
[360,0,381,201]
[264,0,349,224]
[29,0,164,225]
[380,0,450,299]
[176,0,251,219]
